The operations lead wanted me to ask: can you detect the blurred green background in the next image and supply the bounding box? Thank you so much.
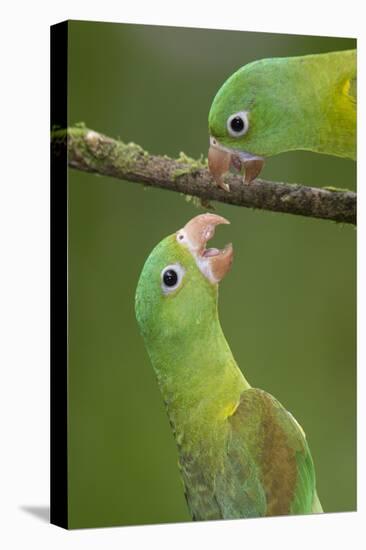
[67,21,356,528]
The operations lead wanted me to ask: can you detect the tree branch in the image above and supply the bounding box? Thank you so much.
[52,126,356,225]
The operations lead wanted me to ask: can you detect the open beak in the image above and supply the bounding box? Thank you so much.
[208,136,265,191]
[176,213,233,284]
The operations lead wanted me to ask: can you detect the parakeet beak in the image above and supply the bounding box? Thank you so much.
[208,136,264,190]
[176,213,233,284]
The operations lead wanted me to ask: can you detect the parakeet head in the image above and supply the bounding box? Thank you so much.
[135,214,233,350]
[208,57,302,185]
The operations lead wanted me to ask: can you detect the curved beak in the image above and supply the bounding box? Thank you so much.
[177,213,233,284]
[208,137,265,190]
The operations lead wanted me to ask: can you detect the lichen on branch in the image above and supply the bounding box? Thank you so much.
[51,126,356,225]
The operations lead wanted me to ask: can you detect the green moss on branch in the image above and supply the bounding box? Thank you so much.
[51,126,356,225]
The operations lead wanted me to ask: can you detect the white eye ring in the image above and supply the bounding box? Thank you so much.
[227,111,249,138]
[176,231,186,243]
[161,263,186,295]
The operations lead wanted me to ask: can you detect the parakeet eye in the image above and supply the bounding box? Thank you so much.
[161,264,186,295]
[164,270,178,286]
[227,111,249,137]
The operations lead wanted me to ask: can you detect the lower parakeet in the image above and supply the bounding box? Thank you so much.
[207,49,356,190]
[135,213,322,520]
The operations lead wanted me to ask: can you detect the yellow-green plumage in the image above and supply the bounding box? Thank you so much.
[135,215,322,520]
[209,49,356,160]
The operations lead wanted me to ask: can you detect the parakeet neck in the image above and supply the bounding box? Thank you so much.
[238,50,356,159]
[285,51,356,158]
[144,292,250,443]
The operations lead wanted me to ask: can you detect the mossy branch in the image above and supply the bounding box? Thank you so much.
[52,126,356,225]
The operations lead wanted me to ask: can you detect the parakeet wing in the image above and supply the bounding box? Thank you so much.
[214,388,317,518]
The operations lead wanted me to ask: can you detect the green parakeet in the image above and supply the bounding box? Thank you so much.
[135,213,322,520]
[207,49,356,190]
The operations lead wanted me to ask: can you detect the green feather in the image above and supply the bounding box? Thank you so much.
[135,230,322,520]
[209,49,356,159]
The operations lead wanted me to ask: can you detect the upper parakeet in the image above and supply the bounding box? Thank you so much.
[208,49,356,190]
[135,213,322,520]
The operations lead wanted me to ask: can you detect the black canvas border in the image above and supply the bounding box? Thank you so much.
[50,20,68,529]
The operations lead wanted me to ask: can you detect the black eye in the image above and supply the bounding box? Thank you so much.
[227,111,249,137]
[163,269,178,287]
[230,116,244,132]
[161,263,185,294]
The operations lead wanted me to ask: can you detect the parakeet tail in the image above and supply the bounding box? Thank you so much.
[312,492,323,513]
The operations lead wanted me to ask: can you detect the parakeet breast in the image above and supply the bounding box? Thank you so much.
[135,215,322,521]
